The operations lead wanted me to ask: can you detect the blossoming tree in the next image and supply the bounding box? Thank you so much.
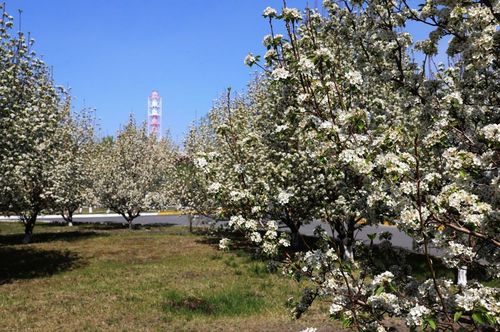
[167,117,221,224]
[202,1,499,330]
[52,103,96,226]
[91,116,169,229]
[0,7,68,243]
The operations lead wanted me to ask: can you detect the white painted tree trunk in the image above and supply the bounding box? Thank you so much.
[457,266,467,287]
[106,209,110,214]
[89,206,93,213]
[79,207,82,213]
[343,244,354,262]
[68,221,73,227]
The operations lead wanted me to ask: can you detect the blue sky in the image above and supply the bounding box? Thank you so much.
[9,0,309,142]
[9,0,436,143]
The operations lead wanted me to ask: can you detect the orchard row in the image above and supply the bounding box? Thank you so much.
[0,1,498,331]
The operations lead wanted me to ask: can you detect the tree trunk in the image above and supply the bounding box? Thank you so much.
[121,211,138,230]
[23,216,36,244]
[286,219,302,250]
[334,224,347,259]
[281,217,302,250]
[22,232,32,244]
[188,214,193,233]
[290,231,301,250]
[457,266,467,287]
[62,209,74,227]
[67,212,73,227]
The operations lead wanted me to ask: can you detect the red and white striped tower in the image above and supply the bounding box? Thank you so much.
[147,90,162,139]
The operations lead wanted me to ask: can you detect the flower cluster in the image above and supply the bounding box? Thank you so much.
[218,238,231,251]
[406,305,431,327]
[367,293,401,314]
[372,271,394,287]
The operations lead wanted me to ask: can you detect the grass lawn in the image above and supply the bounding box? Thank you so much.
[0,222,336,332]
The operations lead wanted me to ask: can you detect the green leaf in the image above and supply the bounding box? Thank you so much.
[388,282,397,293]
[485,313,496,325]
[356,120,365,131]
[472,312,484,325]
[453,311,463,322]
[375,286,384,295]
[341,317,352,328]
[427,319,437,330]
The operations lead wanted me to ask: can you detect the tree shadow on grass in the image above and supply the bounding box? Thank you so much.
[194,228,319,262]
[72,222,177,231]
[0,230,107,246]
[0,247,82,284]
[195,229,256,252]
[197,228,497,285]
[72,222,129,231]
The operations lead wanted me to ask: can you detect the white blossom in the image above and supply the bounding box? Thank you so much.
[207,182,222,193]
[275,124,288,133]
[319,121,333,130]
[194,157,208,170]
[329,303,344,315]
[482,124,500,143]
[278,237,290,247]
[277,190,292,204]
[398,208,421,231]
[228,215,246,229]
[271,67,290,80]
[372,271,394,286]
[250,231,262,243]
[282,8,302,21]
[367,293,400,314]
[345,70,363,86]
[442,91,463,105]
[298,58,315,72]
[441,241,474,268]
[262,241,278,255]
[406,305,431,327]
[262,6,277,18]
[229,190,247,202]
[244,53,256,66]
[218,238,231,250]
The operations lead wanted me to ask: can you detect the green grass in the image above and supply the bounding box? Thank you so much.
[163,285,265,318]
[0,222,332,332]
[4,222,494,331]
